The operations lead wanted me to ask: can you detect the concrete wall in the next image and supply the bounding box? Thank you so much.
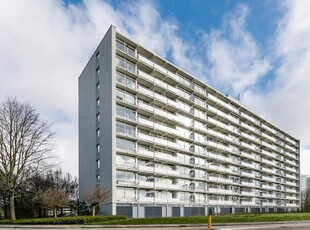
[79,25,116,214]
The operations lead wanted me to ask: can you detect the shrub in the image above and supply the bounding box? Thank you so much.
[0,215,127,225]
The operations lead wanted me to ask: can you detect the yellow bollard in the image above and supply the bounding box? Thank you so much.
[208,213,212,228]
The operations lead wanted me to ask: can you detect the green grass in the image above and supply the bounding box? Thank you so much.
[2,213,310,225]
[0,215,127,225]
[93,213,310,225]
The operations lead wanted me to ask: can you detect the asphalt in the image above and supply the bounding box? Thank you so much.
[1,220,310,229]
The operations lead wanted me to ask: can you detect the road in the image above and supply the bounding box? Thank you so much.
[1,221,310,230]
[218,221,310,230]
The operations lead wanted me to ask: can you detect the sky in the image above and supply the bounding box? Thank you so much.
[0,0,309,177]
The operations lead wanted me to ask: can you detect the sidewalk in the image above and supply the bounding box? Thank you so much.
[1,220,310,229]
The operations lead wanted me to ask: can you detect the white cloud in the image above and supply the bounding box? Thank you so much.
[204,4,271,94]
[243,0,310,175]
[0,0,308,178]
[0,0,198,176]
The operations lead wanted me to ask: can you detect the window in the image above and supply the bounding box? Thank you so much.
[96,98,100,107]
[116,171,135,183]
[96,175,100,184]
[117,187,136,199]
[116,56,135,73]
[116,121,136,136]
[96,83,100,92]
[116,155,135,167]
[96,159,100,168]
[96,114,100,122]
[96,67,100,76]
[116,88,136,104]
[116,40,135,57]
[116,104,136,120]
[116,56,125,68]
[96,144,100,153]
[96,129,100,138]
[96,51,100,60]
[116,72,136,89]
[127,46,135,57]
[116,138,136,151]
[116,40,125,52]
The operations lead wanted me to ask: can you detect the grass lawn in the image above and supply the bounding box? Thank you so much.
[1,213,310,225]
[93,213,310,225]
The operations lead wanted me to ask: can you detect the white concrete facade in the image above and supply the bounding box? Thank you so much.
[79,26,300,218]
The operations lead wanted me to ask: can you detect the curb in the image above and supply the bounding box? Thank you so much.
[1,220,310,229]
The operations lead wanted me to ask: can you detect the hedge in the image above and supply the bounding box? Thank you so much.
[0,215,127,224]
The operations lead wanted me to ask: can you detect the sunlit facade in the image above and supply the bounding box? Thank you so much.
[79,26,300,218]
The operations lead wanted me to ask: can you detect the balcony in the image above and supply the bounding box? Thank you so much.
[241,201,256,206]
[286,173,296,180]
[240,152,256,161]
[285,188,297,193]
[240,111,259,125]
[240,161,254,169]
[262,123,275,134]
[285,196,297,200]
[240,171,254,178]
[285,152,296,160]
[262,202,277,207]
[154,137,178,149]
[262,149,275,158]
[285,203,298,207]
[139,165,155,174]
[262,132,274,142]
[261,158,276,167]
[285,181,297,187]
[208,164,218,171]
[138,101,154,113]
[138,117,154,128]
[261,184,275,190]
[262,176,275,183]
[139,197,155,203]
[284,158,296,166]
[167,71,179,82]
[138,132,154,143]
[241,181,256,187]
[240,122,256,133]
[241,191,256,196]
[139,181,154,188]
[286,145,296,153]
[137,54,154,67]
[262,167,275,175]
[154,63,168,75]
[154,152,179,163]
[208,200,234,206]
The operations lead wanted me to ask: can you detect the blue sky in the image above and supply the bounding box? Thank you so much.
[0,0,309,176]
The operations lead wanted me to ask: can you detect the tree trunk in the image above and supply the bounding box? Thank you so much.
[92,206,96,216]
[3,196,8,218]
[53,207,57,218]
[9,194,16,220]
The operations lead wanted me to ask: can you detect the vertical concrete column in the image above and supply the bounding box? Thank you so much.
[180,206,184,217]
[166,205,172,217]
[133,205,138,218]
[162,206,166,217]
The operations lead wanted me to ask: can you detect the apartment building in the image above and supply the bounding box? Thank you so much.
[301,175,310,192]
[79,26,300,218]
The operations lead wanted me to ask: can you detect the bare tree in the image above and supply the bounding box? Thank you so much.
[38,187,69,218]
[301,189,310,212]
[0,98,55,220]
[83,187,111,216]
